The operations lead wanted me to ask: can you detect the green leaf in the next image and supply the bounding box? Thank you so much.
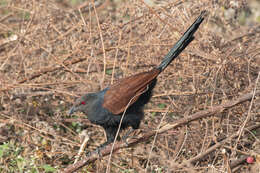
[158,103,166,109]
[16,156,26,172]
[71,122,77,127]
[24,12,31,20]
[0,143,9,157]
[252,130,257,135]
[106,69,113,75]
[42,164,56,172]
[151,112,156,117]
[257,16,260,23]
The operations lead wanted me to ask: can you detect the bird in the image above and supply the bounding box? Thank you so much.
[69,11,205,150]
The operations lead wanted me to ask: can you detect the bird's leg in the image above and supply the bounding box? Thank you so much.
[104,126,120,145]
[121,115,142,146]
[87,126,119,157]
[90,142,108,157]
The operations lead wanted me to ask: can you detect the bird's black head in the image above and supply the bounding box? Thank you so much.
[68,93,97,116]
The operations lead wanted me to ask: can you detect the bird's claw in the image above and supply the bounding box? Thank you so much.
[122,128,144,147]
[86,147,103,158]
[122,129,134,146]
[123,137,130,147]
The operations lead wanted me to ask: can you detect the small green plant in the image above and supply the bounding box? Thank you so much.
[257,16,260,23]
[69,0,86,6]
[157,103,166,109]
[0,143,9,157]
[24,11,31,20]
[41,164,56,173]
[71,121,82,133]
[151,112,156,117]
[0,141,57,172]
[106,69,113,75]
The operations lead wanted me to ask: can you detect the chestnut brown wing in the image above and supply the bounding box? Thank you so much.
[102,69,160,114]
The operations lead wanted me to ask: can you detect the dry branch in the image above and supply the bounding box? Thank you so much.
[180,124,260,166]
[63,90,260,173]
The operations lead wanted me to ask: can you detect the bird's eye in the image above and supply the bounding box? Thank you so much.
[81,101,86,105]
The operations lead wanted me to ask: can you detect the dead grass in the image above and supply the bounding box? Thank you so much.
[0,0,260,172]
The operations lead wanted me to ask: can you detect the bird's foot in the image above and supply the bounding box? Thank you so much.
[122,129,133,141]
[86,148,102,158]
[86,143,109,157]
[122,129,144,146]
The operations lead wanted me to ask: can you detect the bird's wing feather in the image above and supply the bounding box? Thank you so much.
[103,69,160,114]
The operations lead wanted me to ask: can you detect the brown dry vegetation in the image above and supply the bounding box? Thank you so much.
[0,0,260,172]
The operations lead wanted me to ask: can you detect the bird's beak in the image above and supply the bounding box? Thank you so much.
[68,106,75,115]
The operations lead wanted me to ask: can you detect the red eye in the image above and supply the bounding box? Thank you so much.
[81,101,86,105]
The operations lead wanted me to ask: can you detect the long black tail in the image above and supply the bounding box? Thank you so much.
[157,11,205,71]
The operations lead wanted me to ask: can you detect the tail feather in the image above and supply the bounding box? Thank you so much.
[157,11,205,71]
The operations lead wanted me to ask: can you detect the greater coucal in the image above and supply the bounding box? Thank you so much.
[69,11,205,149]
